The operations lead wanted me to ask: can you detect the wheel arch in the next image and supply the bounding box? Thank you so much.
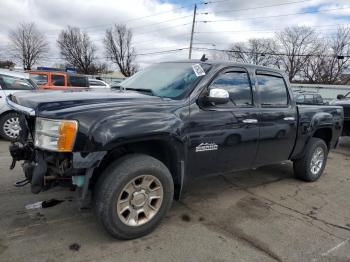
[0,109,17,119]
[312,127,332,150]
[91,138,186,200]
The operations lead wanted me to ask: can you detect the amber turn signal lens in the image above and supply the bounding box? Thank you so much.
[57,121,78,152]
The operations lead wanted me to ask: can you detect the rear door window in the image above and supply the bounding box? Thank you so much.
[51,74,65,86]
[256,73,288,107]
[315,95,323,104]
[304,94,314,104]
[68,75,88,87]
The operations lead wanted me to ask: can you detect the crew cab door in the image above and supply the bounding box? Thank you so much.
[187,67,260,177]
[254,71,297,166]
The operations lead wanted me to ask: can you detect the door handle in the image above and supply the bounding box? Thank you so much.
[283,117,295,121]
[242,119,258,123]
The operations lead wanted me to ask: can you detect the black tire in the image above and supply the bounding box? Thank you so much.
[293,138,328,182]
[94,154,174,239]
[0,112,19,141]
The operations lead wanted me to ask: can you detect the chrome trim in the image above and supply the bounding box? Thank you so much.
[6,96,35,116]
[242,119,258,123]
[209,88,229,99]
[283,117,295,121]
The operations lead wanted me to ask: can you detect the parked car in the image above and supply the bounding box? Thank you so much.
[89,79,110,88]
[330,92,350,136]
[7,61,343,239]
[294,91,325,105]
[29,71,89,89]
[0,69,37,140]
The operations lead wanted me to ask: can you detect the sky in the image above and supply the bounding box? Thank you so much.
[0,0,350,70]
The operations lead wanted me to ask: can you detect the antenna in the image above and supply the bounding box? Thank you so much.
[200,54,208,62]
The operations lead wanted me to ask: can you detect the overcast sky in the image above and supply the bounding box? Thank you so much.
[0,0,350,70]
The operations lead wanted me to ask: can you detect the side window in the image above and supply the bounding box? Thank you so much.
[210,71,253,107]
[30,74,48,85]
[316,95,323,104]
[69,75,88,87]
[304,94,314,104]
[256,74,288,107]
[51,74,65,86]
[0,75,35,90]
[295,95,304,103]
[90,80,105,86]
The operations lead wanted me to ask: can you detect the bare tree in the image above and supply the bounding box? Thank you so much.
[104,24,137,77]
[275,26,320,82]
[304,27,350,84]
[227,38,280,67]
[9,22,49,70]
[57,26,98,74]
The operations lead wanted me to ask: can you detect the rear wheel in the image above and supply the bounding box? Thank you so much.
[94,154,174,239]
[0,112,20,141]
[293,138,328,182]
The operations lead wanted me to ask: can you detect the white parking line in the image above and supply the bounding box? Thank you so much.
[321,239,348,257]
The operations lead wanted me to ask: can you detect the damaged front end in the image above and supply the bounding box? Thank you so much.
[7,97,106,201]
[9,139,83,194]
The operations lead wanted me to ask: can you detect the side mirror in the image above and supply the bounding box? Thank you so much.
[337,94,345,100]
[207,88,230,104]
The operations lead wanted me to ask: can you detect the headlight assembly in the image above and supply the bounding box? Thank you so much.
[34,118,78,152]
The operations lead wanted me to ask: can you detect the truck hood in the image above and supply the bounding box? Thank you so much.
[8,89,170,116]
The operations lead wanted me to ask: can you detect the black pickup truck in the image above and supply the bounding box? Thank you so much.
[330,92,350,136]
[7,61,343,239]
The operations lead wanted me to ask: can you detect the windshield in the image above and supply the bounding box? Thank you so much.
[119,62,211,99]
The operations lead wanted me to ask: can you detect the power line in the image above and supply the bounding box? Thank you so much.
[130,23,192,37]
[194,23,350,34]
[197,6,350,23]
[0,48,190,61]
[193,47,350,58]
[137,48,189,56]
[41,0,239,34]
[199,0,311,15]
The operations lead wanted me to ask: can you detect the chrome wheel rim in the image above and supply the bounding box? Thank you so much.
[117,175,163,227]
[3,117,20,139]
[310,147,324,175]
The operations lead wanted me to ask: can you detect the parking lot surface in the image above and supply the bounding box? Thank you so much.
[0,138,350,262]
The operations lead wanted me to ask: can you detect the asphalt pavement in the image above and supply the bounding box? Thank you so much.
[0,138,350,262]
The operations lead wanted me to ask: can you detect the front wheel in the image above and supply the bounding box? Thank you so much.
[94,154,174,239]
[293,138,328,182]
[0,112,20,141]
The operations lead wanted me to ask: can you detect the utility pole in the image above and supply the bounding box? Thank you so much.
[188,4,197,59]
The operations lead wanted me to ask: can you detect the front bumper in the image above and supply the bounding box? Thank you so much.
[9,113,106,194]
[9,141,106,194]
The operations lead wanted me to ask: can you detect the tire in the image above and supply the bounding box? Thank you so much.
[293,138,328,182]
[0,112,20,141]
[94,154,174,239]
